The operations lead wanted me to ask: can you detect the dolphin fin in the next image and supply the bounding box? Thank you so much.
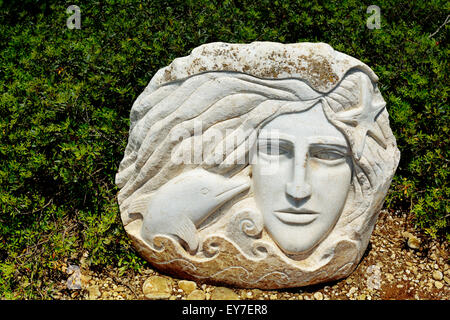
[170,214,199,253]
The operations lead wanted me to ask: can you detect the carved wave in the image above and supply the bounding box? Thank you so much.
[129,231,359,289]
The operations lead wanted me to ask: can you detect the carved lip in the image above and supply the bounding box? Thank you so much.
[274,208,319,225]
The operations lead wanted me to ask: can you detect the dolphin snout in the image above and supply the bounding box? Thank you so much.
[214,177,250,203]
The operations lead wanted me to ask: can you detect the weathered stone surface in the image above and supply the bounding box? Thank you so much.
[116,42,400,289]
[142,276,172,299]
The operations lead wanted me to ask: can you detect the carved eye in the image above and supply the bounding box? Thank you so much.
[310,146,347,162]
[201,187,210,195]
[313,150,344,160]
[258,139,293,157]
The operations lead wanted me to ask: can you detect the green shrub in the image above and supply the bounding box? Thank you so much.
[0,0,448,298]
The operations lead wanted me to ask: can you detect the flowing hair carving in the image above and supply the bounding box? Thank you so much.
[116,69,399,251]
[115,42,400,287]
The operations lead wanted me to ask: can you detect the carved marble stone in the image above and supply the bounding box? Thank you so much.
[115,42,400,289]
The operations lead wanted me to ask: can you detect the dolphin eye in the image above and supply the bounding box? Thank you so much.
[201,187,210,195]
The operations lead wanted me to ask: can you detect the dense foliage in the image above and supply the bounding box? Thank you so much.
[0,0,448,299]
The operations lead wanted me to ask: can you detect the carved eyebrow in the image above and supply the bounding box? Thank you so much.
[309,144,349,156]
[258,132,348,148]
[257,132,296,144]
[257,137,293,145]
[306,136,348,147]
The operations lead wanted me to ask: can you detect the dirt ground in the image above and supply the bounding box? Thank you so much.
[51,210,449,300]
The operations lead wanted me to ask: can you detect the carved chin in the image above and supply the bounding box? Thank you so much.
[266,225,325,255]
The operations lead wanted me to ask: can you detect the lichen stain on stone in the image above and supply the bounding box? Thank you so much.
[163,67,175,82]
[296,54,339,89]
[161,45,339,90]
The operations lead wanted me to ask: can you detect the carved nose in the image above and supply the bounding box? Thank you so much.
[285,151,312,200]
[286,181,312,199]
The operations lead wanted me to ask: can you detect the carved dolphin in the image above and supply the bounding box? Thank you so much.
[138,169,250,252]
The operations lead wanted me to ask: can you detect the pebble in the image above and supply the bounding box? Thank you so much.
[86,284,101,300]
[142,276,173,300]
[239,290,253,299]
[385,273,394,281]
[251,289,263,299]
[186,289,206,300]
[434,281,443,289]
[81,274,91,287]
[178,280,197,294]
[210,287,240,300]
[313,292,323,300]
[432,270,443,281]
[402,231,421,249]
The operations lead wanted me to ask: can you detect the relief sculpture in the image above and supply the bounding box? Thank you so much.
[115,42,400,288]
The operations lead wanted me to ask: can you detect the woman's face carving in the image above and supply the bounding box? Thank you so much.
[252,104,353,254]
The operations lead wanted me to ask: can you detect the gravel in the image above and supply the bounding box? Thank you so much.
[53,210,448,300]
